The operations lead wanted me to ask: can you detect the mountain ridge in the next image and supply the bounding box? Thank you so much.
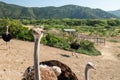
[108,9,120,17]
[0,1,118,19]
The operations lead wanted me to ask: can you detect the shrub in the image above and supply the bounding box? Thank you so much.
[43,33,70,50]
[79,40,94,50]
[77,40,101,56]
[41,36,48,44]
[45,33,59,47]
[10,26,33,41]
[0,19,34,41]
[41,34,101,56]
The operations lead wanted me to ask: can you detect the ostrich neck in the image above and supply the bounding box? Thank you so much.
[85,66,89,80]
[6,27,9,35]
[34,36,42,80]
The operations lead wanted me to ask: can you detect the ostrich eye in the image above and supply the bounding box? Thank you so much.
[41,30,44,33]
[33,30,37,34]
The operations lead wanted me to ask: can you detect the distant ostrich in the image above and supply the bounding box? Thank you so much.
[70,40,80,58]
[2,26,12,49]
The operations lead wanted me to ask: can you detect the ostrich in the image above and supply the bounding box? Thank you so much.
[23,60,95,80]
[70,40,80,58]
[23,27,62,80]
[2,26,12,49]
[23,27,95,80]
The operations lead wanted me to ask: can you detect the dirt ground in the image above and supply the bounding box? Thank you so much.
[0,39,120,80]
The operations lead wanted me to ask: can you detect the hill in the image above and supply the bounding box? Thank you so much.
[108,9,120,17]
[0,1,118,19]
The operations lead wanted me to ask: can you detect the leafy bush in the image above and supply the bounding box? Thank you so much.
[0,19,34,41]
[42,33,70,50]
[79,40,94,50]
[77,40,101,56]
[42,34,101,56]
[9,23,33,41]
[45,33,59,47]
[41,36,48,44]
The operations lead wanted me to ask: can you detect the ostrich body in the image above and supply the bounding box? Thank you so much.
[23,64,61,80]
[40,60,95,80]
[40,60,78,80]
[70,41,80,58]
[2,26,12,42]
[24,60,95,80]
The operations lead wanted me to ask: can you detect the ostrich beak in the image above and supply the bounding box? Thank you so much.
[41,30,45,33]
[42,30,48,34]
[87,62,96,70]
[92,67,96,70]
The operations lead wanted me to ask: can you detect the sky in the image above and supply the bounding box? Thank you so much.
[0,0,120,11]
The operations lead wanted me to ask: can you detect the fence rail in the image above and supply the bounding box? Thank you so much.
[78,34,105,45]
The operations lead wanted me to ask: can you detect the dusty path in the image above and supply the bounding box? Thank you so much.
[0,39,120,80]
[96,41,120,61]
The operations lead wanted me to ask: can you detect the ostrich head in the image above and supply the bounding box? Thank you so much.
[32,27,44,39]
[86,62,96,70]
[85,62,96,80]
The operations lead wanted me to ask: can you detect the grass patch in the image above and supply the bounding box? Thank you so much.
[108,39,119,43]
[117,54,120,57]
[76,47,101,56]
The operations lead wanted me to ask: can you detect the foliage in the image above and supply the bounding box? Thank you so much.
[1,18,120,56]
[43,33,70,50]
[0,18,34,41]
[86,19,107,26]
[42,34,101,56]
[76,40,101,56]
[108,39,119,43]
[79,40,94,50]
